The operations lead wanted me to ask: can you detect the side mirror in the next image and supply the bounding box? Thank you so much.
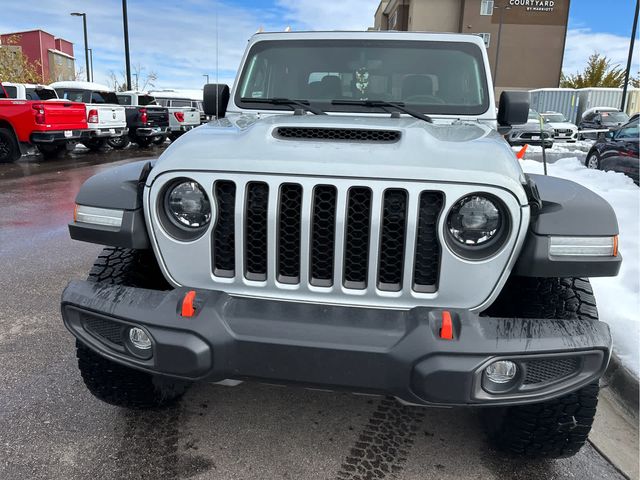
[203,84,230,118]
[497,91,530,134]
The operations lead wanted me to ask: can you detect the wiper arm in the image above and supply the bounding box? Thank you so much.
[241,97,326,115]
[331,100,432,123]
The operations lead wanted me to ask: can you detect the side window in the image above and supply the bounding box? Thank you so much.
[116,95,131,105]
[616,122,639,139]
[4,86,18,98]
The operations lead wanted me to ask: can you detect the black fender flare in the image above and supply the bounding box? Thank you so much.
[514,174,621,277]
[68,160,153,249]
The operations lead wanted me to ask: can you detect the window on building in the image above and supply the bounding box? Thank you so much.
[480,0,494,15]
[477,33,491,48]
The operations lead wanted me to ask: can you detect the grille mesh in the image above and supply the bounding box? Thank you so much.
[310,185,337,286]
[378,189,408,290]
[212,181,236,277]
[413,192,444,291]
[245,182,269,280]
[275,127,401,143]
[344,188,372,289]
[524,358,580,385]
[278,184,303,283]
[83,316,124,345]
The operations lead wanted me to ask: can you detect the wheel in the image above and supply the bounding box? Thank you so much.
[0,127,20,163]
[37,143,66,159]
[76,247,188,409]
[482,277,600,459]
[82,138,108,151]
[544,141,554,149]
[152,135,166,145]
[586,152,600,170]
[107,135,130,150]
[134,136,153,148]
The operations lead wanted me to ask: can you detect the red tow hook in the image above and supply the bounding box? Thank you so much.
[439,310,454,340]
[181,290,197,317]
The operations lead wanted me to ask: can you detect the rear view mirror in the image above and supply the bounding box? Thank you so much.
[203,84,230,118]
[497,91,530,133]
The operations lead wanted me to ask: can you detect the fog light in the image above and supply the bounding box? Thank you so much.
[129,327,152,350]
[485,360,517,384]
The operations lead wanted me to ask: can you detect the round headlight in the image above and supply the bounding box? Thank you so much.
[447,195,501,246]
[167,181,211,229]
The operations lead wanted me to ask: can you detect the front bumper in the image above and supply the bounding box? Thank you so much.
[31,129,86,143]
[61,281,611,407]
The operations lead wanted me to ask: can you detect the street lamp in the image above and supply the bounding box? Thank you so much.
[621,0,639,111]
[122,0,132,90]
[133,72,139,91]
[70,12,90,82]
[88,48,94,83]
[203,74,209,84]
[493,3,512,87]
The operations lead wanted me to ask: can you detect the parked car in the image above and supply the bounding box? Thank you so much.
[2,82,59,101]
[578,107,630,140]
[540,111,578,142]
[585,117,639,184]
[63,31,620,460]
[0,81,88,161]
[148,90,200,140]
[50,81,128,151]
[507,109,554,148]
[111,91,170,149]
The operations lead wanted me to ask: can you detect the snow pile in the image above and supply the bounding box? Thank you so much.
[520,157,640,376]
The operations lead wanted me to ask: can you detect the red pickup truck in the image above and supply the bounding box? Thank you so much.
[0,82,88,162]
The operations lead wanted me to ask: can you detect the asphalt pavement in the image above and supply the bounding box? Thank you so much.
[0,147,627,480]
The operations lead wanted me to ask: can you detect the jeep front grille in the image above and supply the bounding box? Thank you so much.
[210,179,443,294]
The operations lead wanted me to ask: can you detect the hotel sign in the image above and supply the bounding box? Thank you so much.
[492,0,570,26]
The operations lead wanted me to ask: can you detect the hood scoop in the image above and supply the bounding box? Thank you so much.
[274,127,401,143]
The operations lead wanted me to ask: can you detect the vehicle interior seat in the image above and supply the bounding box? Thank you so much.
[307,75,342,100]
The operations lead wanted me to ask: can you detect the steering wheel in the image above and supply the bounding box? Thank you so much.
[403,94,446,105]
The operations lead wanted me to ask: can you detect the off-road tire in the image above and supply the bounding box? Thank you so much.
[482,277,600,458]
[37,143,66,159]
[152,135,166,145]
[82,138,108,151]
[107,135,130,150]
[0,127,20,163]
[77,247,188,409]
[134,136,153,148]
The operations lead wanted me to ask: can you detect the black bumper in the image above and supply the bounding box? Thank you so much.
[132,126,170,137]
[31,130,86,143]
[61,281,611,406]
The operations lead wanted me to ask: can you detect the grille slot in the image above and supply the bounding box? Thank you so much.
[378,189,408,291]
[524,358,580,385]
[245,182,269,281]
[278,184,303,284]
[344,187,372,289]
[310,185,337,286]
[212,180,236,277]
[275,127,401,143]
[83,316,125,346]
[413,192,444,292]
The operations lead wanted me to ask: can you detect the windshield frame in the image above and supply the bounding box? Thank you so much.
[233,39,491,116]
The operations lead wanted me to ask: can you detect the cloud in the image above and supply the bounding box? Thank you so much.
[562,27,640,75]
[277,0,377,30]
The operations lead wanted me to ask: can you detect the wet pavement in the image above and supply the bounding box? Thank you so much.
[0,147,626,480]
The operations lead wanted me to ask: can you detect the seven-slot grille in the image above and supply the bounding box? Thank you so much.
[210,179,444,293]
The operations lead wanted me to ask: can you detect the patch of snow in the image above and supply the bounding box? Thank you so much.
[521,157,640,376]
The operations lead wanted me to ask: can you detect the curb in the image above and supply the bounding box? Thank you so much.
[604,353,639,417]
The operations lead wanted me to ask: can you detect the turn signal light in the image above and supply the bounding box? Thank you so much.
[88,109,99,123]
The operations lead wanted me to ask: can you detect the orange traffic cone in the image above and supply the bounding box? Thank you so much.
[516,144,528,160]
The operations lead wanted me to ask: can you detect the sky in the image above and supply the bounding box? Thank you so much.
[0,0,638,91]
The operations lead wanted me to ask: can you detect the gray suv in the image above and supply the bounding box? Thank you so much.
[62,32,620,459]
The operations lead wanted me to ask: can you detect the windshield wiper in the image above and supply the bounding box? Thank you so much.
[240,97,326,115]
[331,100,432,123]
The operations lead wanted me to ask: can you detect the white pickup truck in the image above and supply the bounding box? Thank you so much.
[148,90,200,141]
[50,81,128,151]
[1,82,59,101]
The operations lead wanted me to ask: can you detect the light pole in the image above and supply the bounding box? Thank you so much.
[493,3,511,87]
[203,74,209,84]
[621,0,639,111]
[133,72,139,91]
[88,48,94,83]
[70,12,90,82]
[122,0,132,90]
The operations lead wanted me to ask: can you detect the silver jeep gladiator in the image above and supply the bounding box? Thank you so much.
[62,32,621,459]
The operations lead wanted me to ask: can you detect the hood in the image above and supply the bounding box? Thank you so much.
[150,114,527,203]
[547,122,577,130]
[514,121,554,133]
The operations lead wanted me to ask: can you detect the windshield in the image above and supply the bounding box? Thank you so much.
[601,111,629,125]
[542,113,566,122]
[235,40,489,115]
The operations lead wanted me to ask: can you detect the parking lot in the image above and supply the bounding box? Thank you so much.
[0,145,629,480]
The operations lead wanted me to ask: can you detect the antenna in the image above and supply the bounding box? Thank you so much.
[215,0,219,119]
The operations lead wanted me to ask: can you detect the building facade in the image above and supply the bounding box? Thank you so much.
[373,0,571,94]
[0,30,75,83]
